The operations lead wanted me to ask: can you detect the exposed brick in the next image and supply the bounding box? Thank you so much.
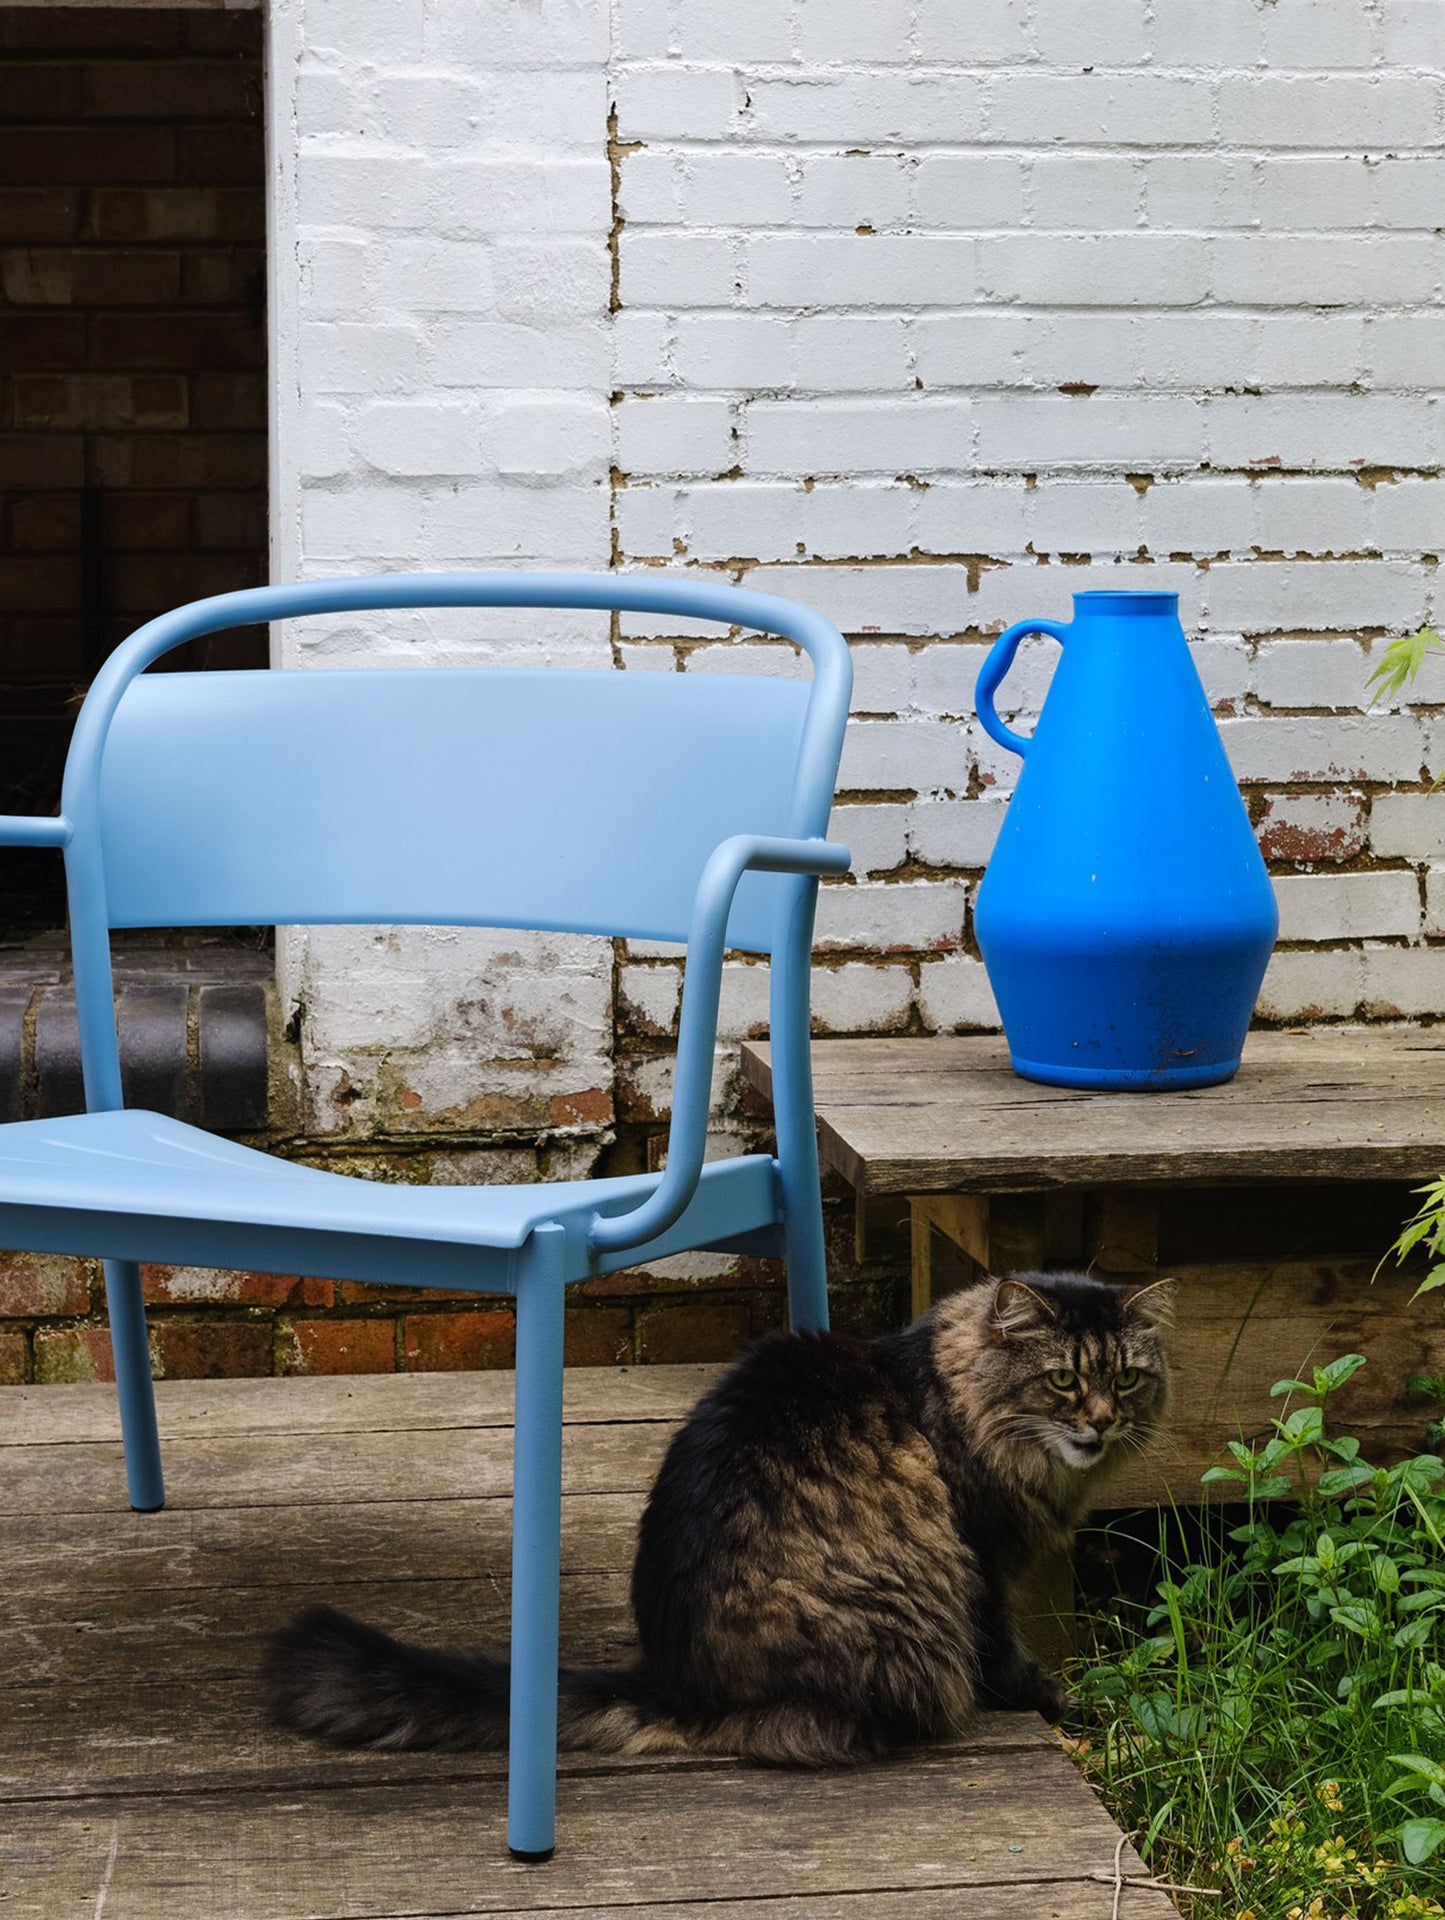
[104,495,193,552]
[0,1331,25,1385]
[1257,793,1367,867]
[636,1300,751,1364]
[8,494,82,552]
[0,126,176,186]
[89,314,263,371]
[0,12,183,54]
[564,1307,634,1366]
[400,1310,519,1371]
[142,1267,334,1310]
[152,1320,273,1381]
[0,1252,90,1318]
[178,124,263,187]
[34,1326,118,1386]
[81,58,259,123]
[13,373,189,432]
[0,317,88,382]
[284,1319,397,1376]
[88,187,264,244]
[0,188,81,242]
[0,433,84,490]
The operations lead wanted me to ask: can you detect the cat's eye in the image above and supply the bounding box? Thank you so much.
[1044,1368,1077,1392]
[1114,1367,1142,1392]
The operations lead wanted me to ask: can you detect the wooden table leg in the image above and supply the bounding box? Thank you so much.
[909,1191,1089,1313]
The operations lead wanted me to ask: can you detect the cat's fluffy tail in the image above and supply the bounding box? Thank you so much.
[264,1605,886,1766]
[263,1604,673,1756]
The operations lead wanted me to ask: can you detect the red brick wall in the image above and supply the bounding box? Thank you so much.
[0,1198,901,1385]
[0,6,267,924]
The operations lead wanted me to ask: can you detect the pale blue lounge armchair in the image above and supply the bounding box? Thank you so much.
[0,571,852,1858]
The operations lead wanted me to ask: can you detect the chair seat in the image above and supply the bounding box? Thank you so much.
[0,1109,783,1292]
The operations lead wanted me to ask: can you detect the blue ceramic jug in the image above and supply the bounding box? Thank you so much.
[972,591,1277,1090]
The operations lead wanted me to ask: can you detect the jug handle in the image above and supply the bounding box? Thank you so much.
[975,617,1070,759]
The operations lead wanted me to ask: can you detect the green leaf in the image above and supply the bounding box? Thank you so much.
[1373,1552,1401,1594]
[1401,1817,1445,1865]
[1271,1376,1314,1397]
[1413,1264,1445,1299]
[1281,1406,1325,1446]
[1253,1474,1294,1500]
[1387,1753,1445,1784]
[1330,1601,1381,1637]
[1367,626,1444,702]
[1394,1618,1434,1650]
[1201,1465,1246,1485]
[1316,1354,1367,1390]
[1318,1464,1377,1496]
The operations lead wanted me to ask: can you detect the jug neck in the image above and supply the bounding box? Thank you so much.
[1068,590,1180,633]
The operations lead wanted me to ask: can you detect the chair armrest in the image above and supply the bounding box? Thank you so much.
[0,816,71,848]
[587,833,850,1258]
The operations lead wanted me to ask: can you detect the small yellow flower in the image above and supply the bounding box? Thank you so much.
[1315,1835,1357,1875]
[1316,1778,1345,1813]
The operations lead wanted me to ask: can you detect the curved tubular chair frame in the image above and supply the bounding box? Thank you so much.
[0,570,853,1861]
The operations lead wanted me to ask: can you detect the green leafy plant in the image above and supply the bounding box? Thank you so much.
[1367,627,1445,1311]
[1366,628,1444,709]
[1067,1357,1445,1919]
[1383,1182,1445,1304]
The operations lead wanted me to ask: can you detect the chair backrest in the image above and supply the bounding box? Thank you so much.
[63,572,853,956]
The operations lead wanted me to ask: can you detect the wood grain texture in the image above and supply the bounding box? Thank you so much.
[1,1752,1163,1920]
[3,1674,1048,1802]
[0,1363,719,1448]
[0,1368,1175,1919]
[0,1419,674,1517]
[744,1028,1445,1193]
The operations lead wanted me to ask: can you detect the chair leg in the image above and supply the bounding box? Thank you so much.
[782,1188,829,1335]
[771,884,831,1336]
[102,1257,164,1512]
[507,1225,566,1861]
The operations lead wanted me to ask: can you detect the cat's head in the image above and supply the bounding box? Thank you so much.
[945,1271,1173,1484]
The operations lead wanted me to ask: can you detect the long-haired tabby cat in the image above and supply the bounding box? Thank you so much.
[265,1271,1171,1764]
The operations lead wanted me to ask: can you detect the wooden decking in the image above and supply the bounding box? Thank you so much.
[1,1366,1178,1920]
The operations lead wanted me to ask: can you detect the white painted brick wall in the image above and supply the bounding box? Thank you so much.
[269,0,1445,1162]
[606,0,1445,1038]
[268,0,614,1141]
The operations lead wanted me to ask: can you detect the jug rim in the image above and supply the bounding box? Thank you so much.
[1071,590,1180,614]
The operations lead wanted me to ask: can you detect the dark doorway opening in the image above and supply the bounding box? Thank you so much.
[0,5,268,927]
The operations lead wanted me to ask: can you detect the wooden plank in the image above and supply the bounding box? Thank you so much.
[0,1419,675,1518]
[823,1098,1445,1195]
[329,1895,1178,1920]
[2,1666,1050,1801]
[0,1492,646,1597]
[0,1363,721,1449]
[0,1747,1172,1919]
[743,1030,1445,1193]
[0,1575,638,1689]
[1090,1260,1445,1509]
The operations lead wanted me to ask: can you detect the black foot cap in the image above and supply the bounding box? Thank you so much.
[130,1501,165,1513]
[509,1847,555,1864]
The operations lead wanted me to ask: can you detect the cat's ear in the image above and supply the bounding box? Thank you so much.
[990,1277,1059,1340]
[1122,1277,1178,1330]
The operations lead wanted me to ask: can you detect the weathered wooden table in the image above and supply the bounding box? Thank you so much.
[742,1026,1445,1510]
